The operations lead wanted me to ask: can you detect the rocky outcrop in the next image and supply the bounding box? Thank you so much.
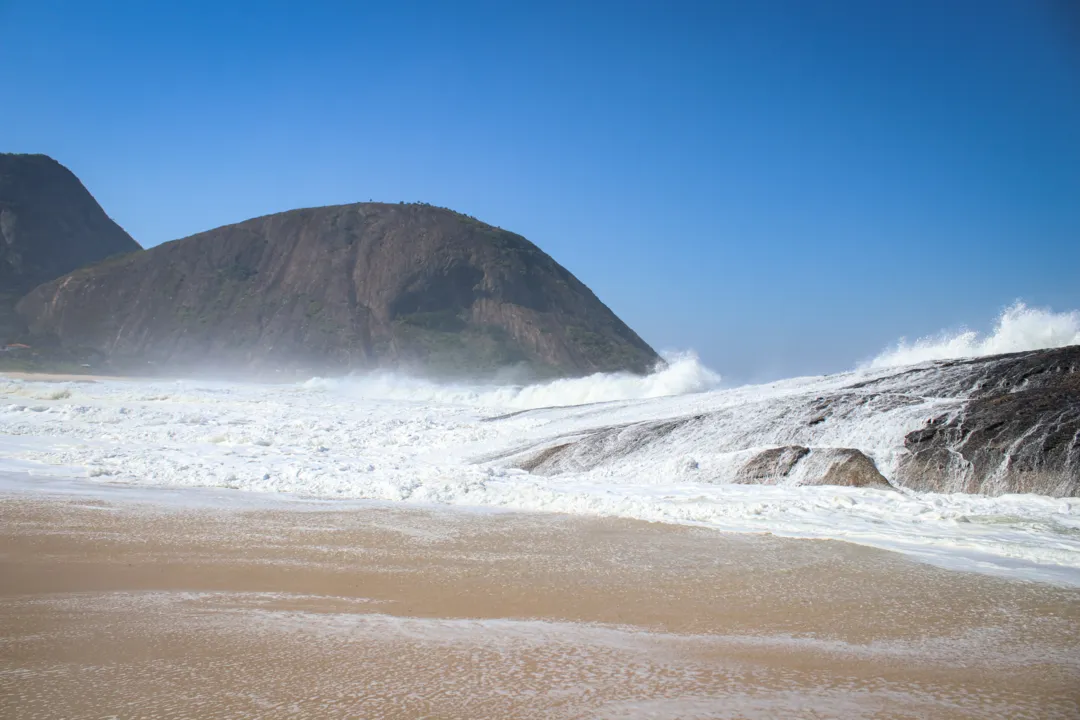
[509,424,893,490]
[493,346,1079,497]
[894,346,1080,496]
[736,445,810,482]
[506,416,703,475]
[734,446,891,489]
[799,448,893,489]
[0,154,140,342]
[17,202,659,376]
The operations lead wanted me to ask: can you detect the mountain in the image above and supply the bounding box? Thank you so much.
[0,153,140,342]
[17,202,659,376]
[493,345,1080,497]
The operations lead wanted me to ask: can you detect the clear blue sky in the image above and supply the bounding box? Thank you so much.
[2,0,1078,381]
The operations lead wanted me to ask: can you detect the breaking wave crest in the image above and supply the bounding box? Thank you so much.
[303,352,721,409]
[866,302,1080,369]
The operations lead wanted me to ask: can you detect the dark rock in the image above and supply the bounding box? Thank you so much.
[497,347,1080,496]
[516,443,573,472]
[736,445,810,482]
[800,448,893,489]
[508,416,704,475]
[735,446,892,489]
[0,153,140,342]
[17,202,659,377]
[895,346,1080,496]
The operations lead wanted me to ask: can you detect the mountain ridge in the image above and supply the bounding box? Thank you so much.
[0,153,141,343]
[17,198,659,376]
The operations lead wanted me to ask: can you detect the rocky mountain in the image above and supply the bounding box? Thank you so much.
[492,345,1080,497]
[0,153,140,342]
[17,202,659,376]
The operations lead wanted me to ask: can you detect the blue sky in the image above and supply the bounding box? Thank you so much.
[2,0,1078,381]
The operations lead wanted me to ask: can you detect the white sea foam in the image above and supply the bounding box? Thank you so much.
[2,358,1079,585]
[304,350,721,409]
[867,302,1080,368]
[2,306,1078,583]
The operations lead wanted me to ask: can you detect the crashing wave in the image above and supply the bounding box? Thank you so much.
[303,351,721,409]
[866,302,1080,369]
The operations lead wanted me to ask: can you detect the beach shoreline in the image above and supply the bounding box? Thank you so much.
[2,491,1078,719]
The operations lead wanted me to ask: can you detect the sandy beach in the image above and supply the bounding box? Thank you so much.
[2,491,1078,719]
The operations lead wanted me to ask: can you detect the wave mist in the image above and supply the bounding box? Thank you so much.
[303,352,721,410]
[866,302,1080,369]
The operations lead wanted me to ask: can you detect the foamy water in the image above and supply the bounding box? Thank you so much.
[303,351,721,409]
[2,303,1078,583]
[2,357,1079,584]
[867,302,1080,368]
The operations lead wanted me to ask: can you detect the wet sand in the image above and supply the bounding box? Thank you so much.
[2,494,1079,719]
[0,371,110,383]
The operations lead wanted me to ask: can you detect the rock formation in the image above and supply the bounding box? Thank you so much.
[494,346,1080,497]
[893,346,1080,496]
[0,153,140,342]
[17,202,658,376]
[735,446,892,489]
[736,445,811,483]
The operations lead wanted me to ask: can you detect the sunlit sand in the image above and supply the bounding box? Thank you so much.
[2,494,1078,719]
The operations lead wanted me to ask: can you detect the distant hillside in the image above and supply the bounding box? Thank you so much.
[0,153,141,342]
[18,202,659,376]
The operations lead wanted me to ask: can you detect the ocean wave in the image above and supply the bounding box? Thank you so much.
[303,351,721,409]
[865,302,1080,369]
[4,353,1079,585]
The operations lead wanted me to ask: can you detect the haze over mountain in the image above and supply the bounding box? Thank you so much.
[0,153,140,342]
[16,189,659,376]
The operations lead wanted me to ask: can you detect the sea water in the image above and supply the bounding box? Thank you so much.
[1,302,1078,585]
